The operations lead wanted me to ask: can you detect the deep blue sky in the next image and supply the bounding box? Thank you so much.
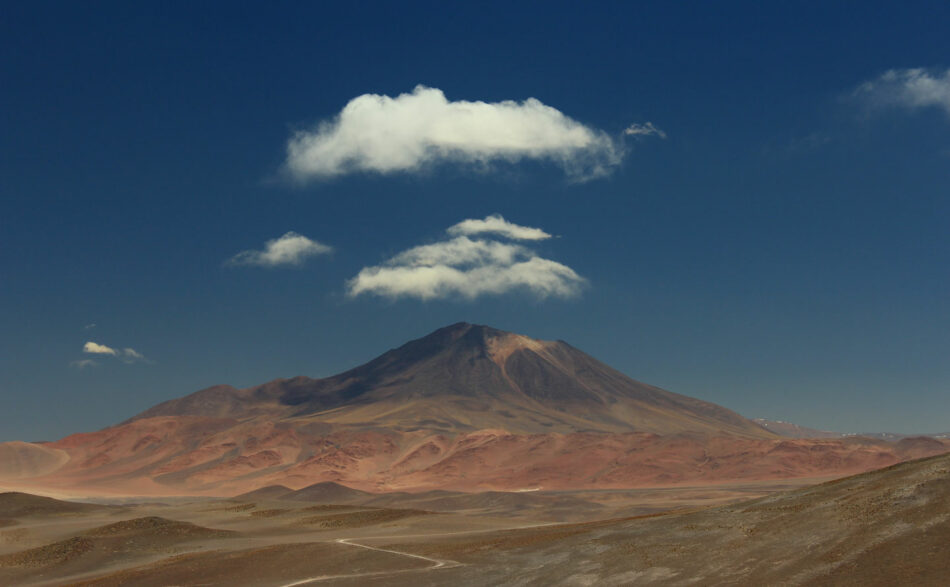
[2,2,948,441]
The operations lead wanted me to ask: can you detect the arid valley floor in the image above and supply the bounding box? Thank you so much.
[2,451,949,586]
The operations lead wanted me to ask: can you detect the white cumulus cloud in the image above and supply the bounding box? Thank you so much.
[623,121,667,139]
[228,232,332,267]
[347,215,586,301]
[285,85,622,181]
[446,214,552,241]
[84,341,117,355]
[854,68,950,117]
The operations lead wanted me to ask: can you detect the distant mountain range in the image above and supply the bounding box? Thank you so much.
[753,418,950,440]
[1,323,947,496]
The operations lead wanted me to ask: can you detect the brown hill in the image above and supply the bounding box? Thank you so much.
[0,515,234,585]
[233,484,295,501]
[0,442,70,478]
[282,481,372,503]
[0,492,112,518]
[81,516,234,539]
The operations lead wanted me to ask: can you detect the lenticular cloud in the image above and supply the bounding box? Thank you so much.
[346,214,586,301]
[285,86,622,181]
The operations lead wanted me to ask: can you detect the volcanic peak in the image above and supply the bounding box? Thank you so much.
[125,322,773,438]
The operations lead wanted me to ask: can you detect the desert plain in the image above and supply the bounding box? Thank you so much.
[1,451,948,585]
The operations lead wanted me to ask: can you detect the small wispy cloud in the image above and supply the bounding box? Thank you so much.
[84,341,117,355]
[227,232,333,268]
[623,121,667,139]
[83,323,96,330]
[284,85,623,182]
[121,348,146,364]
[123,348,144,359]
[446,214,552,241]
[853,67,950,117]
[347,214,586,301]
[74,341,149,368]
[70,359,98,370]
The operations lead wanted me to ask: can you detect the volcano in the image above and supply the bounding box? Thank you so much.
[2,323,947,496]
[131,322,769,437]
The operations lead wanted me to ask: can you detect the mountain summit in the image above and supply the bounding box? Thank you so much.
[133,322,769,437]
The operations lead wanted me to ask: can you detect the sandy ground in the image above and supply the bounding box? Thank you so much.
[2,454,948,586]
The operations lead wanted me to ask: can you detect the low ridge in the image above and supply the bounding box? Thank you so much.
[0,492,111,518]
[284,481,372,503]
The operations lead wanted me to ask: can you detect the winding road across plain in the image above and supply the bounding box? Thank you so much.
[279,523,558,586]
[279,537,460,586]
